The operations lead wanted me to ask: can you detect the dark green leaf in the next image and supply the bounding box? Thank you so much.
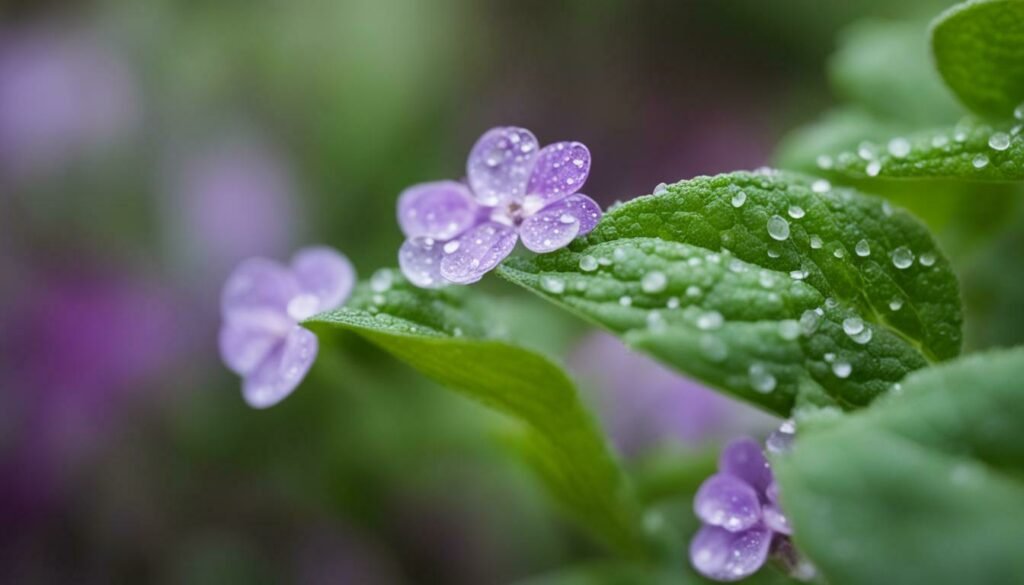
[498,171,962,417]
[776,347,1024,585]
[931,0,1024,118]
[304,270,647,556]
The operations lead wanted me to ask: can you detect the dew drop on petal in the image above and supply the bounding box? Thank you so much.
[891,246,914,269]
[443,240,461,254]
[641,271,668,293]
[767,215,790,241]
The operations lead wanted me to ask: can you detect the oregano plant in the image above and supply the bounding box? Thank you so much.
[218,1,1024,583]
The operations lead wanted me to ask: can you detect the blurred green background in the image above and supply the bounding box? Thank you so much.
[1,0,1020,583]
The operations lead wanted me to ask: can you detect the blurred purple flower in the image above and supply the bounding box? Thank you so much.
[398,126,602,287]
[0,26,138,181]
[219,247,354,408]
[165,134,301,288]
[690,435,809,582]
[569,333,776,458]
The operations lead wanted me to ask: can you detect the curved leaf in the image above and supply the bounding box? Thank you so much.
[498,171,962,417]
[931,0,1024,118]
[775,347,1024,585]
[304,270,647,556]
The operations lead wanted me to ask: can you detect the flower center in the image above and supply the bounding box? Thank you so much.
[490,194,544,227]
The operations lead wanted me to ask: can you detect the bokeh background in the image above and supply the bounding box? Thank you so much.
[2,0,1020,583]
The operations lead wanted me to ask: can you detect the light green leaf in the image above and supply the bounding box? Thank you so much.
[831,20,963,125]
[775,347,1024,585]
[816,118,1024,181]
[932,0,1024,118]
[304,270,647,556]
[498,171,962,417]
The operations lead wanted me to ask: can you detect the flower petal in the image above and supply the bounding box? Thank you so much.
[694,473,763,533]
[520,193,602,253]
[398,237,447,289]
[242,325,318,408]
[719,437,773,497]
[396,180,480,240]
[289,246,355,319]
[763,504,792,535]
[690,524,772,582]
[221,257,299,326]
[439,221,518,284]
[466,126,538,205]
[219,321,281,376]
[526,141,590,202]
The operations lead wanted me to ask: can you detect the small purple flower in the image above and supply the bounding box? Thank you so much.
[398,126,602,287]
[690,437,797,582]
[219,247,354,408]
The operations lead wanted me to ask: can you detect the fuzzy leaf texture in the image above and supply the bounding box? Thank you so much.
[498,171,962,417]
[304,270,647,556]
[775,347,1024,585]
[932,0,1024,119]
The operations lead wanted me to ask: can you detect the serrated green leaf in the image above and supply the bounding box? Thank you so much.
[775,347,1024,585]
[304,271,647,556]
[932,0,1024,118]
[498,171,962,417]
[831,20,963,125]
[816,118,1024,180]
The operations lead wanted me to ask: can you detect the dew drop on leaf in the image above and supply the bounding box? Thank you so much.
[767,215,790,241]
[891,246,914,269]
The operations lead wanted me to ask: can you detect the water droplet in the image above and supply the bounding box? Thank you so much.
[667,296,681,309]
[1015,102,1024,120]
[578,255,598,272]
[653,182,668,196]
[778,319,800,340]
[889,297,904,311]
[613,247,627,262]
[972,154,989,168]
[809,235,823,249]
[888,137,911,158]
[767,245,781,258]
[696,310,724,330]
[858,142,876,160]
[851,327,873,345]
[799,310,820,335]
[919,252,936,266]
[816,154,834,169]
[758,271,777,288]
[559,213,577,224]
[641,271,668,293]
[619,295,632,307]
[866,160,882,177]
[812,179,831,193]
[833,247,846,259]
[646,311,666,332]
[370,269,394,293]
[443,240,461,254]
[882,200,894,216]
[989,132,1011,151]
[842,317,864,336]
[832,361,852,378]
[766,419,796,453]
[748,363,777,393]
[931,135,949,148]
[685,285,701,299]
[788,205,805,219]
[824,352,836,362]
[767,215,790,241]
[731,190,747,208]
[371,293,386,306]
[855,239,870,257]
[286,293,320,321]
[789,269,807,280]
[541,276,565,294]
[699,334,728,362]
[891,246,914,269]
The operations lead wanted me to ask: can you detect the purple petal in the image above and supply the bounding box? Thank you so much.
[763,505,792,535]
[242,325,318,408]
[690,524,773,582]
[719,437,773,497]
[221,257,299,322]
[398,237,447,289]
[526,141,590,202]
[439,221,518,284]
[466,126,538,205]
[219,321,282,376]
[520,194,602,253]
[289,247,355,318]
[694,474,763,533]
[766,481,780,506]
[396,180,480,240]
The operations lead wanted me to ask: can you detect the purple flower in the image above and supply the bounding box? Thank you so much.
[398,126,602,287]
[219,247,354,408]
[690,437,796,582]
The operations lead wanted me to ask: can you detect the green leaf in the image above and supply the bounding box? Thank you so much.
[304,270,647,556]
[775,108,910,174]
[775,347,1024,585]
[814,118,1024,181]
[498,171,962,417]
[831,20,963,125]
[932,0,1024,118]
